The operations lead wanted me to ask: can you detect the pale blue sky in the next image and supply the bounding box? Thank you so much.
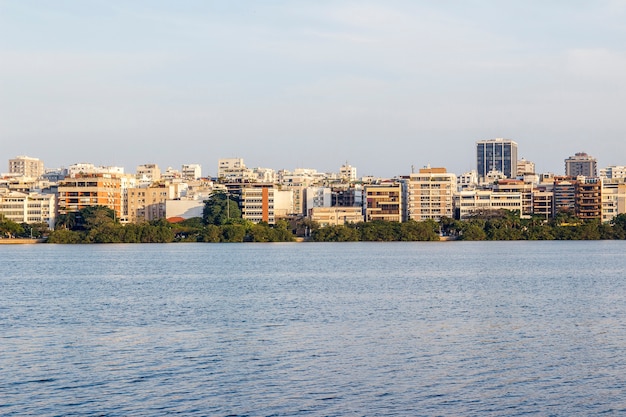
[2,1,626,177]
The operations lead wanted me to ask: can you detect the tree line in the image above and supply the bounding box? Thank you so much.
[45,194,295,243]
[5,196,626,243]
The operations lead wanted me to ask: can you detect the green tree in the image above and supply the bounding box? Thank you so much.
[611,214,626,239]
[199,224,222,242]
[459,220,487,240]
[0,215,24,238]
[221,224,246,242]
[357,221,401,241]
[47,229,84,243]
[400,220,440,241]
[55,212,77,230]
[203,192,241,226]
[310,224,359,242]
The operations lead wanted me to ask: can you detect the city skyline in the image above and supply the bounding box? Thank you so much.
[2,1,626,176]
[2,147,619,179]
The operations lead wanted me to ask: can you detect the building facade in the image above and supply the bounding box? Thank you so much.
[9,156,45,178]
[240,184,276,224]
[476,138,518,179]
[493,179,533,218]
[0,190,56,228]
[454,190,523,220]
[365,183,402,222]
[309,207,364,227]
[57,173,123,219]
[601,179,626,223]
[565,152,597,177]
[136,164,161,183]
[127,185,175,223]
[405,167,456,221]
[182,164,202,180]
[575,178,602,220]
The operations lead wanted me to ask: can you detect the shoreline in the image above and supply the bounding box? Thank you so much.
[0,238,47,244]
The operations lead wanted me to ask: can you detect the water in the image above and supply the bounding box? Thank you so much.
[1,241,626,416]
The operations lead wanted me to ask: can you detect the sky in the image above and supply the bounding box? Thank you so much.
[2,1,626,178]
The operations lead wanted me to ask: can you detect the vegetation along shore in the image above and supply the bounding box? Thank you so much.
[3,197,626,244]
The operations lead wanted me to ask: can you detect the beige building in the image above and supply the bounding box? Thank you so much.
[339,163,357,182]
[517,158,535,175]
[0,190,56,228]
[365,183,402,222]
[310,206,364,227]
[531,188,554,220]
[136,164,161,183]
[127,185,176,223]
[217,158,255,182]
[405,167,456,221]
[601,179,626,223]
[9,156,45,178]
[493,179,533,218]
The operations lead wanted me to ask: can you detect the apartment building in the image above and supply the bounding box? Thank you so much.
[365,183,402,222]
[405,167,456,221]
[9,156,45,178]
[68,163,124,177]
[240,184,276,224]
[575,178,602,220]
[601,179,626,223]
[309,206,364,227]
[493,179,533,218]
[0,190,56,228]
[127,185,175,223]
[182,164,202,180]
[136,164,161,183]
[565,152,597,177]
[517,158,535,176]
[304,187,332,215]
[339,163,357,182]
[217,158,255,182]
[553,177,577,215]
[331,185,364,208]
[454,190,523,220]
[600,166,626,179]
[531,188,554,220]
[57,173,124,219]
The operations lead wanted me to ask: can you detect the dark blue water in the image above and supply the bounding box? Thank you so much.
[2,241,626,416]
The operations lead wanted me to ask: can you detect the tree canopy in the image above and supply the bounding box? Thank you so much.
[202,192,241,226]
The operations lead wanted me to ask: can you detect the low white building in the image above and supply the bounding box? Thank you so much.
[0,190,56,228]
[454,190,523,220]
[166,199,205,221]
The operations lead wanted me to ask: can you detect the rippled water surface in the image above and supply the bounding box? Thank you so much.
[2,241,626,416]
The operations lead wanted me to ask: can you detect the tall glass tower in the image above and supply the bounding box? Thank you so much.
[476,138,518,179]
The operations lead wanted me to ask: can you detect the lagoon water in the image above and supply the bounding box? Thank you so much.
[1,241,626,416]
